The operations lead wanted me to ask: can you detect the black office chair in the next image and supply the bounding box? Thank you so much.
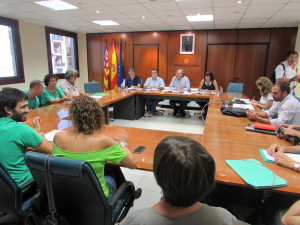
[84,81,102,94]
[25,152,137,225]
[0,162,40,224]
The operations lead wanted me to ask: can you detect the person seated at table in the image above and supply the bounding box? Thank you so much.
[121,68,142,88]
[246,82,300,125]
[23,80,44,109]
[282,200,300,225]
[251,77,273,111]
[279,124,300,138]
[59,68,84,97]
[143,69,165,117]
[121,136,238,225]
[0,88,51,187]
[41,74,71,106]
[52,95,138,199]
[197,72,219,118]
[267,143,300,172]
[198,72,219,92]
[169,68,191,117]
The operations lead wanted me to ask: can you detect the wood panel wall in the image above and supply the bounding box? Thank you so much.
[86,28,298,89]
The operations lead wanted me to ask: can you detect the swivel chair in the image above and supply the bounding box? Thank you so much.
[226,83,244,93]
[84,81,102,94]
[25,151,138,225]
[0,162,40,224]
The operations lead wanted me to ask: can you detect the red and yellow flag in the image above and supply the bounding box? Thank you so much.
[110,41,118,90]
[103,41,109,91]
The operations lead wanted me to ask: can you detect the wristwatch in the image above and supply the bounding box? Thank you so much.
[119,141,128,148]
[294,162,300,171]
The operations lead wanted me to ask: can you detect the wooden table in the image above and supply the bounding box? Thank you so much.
[27,90,300,195]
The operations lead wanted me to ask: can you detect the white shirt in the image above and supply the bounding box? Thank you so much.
[59,79,79,96]
[275,60,298,91]
[266,94,300,125]
[169,76,190,91]
[144,77,165,87]
[260,93,273,112]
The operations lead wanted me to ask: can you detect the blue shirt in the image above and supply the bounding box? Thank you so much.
[125,76,142,87]
[144,77,165,87]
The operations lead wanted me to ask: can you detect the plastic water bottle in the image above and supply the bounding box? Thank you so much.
[125,86,128,92]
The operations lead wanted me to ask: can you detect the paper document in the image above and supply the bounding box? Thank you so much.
[233,98,251,104]
[233,104,254,110]
[45,130,61,142]
[261,149,300,162]
[90,96,103,99]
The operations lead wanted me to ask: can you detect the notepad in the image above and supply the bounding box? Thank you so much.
[226,159,287,189]
[259,149,300,163]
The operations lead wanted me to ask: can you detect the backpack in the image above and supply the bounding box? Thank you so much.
[270,63,285,84]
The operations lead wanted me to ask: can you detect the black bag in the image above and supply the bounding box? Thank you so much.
[270,63,285,84]
[220,106,247,117]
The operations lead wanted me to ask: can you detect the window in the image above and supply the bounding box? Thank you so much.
[0,16,24,85]
[45,27,79,78]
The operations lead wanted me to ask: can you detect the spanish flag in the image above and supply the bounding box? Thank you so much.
[103,41,109,91]
[110,41,118,90]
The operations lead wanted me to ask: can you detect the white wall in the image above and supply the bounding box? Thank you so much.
[0,20,88,92]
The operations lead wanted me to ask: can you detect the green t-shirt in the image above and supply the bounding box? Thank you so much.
[23,90,40,109]
[41,86,65,106]
[52,142,127,197]
[0,117,43,186]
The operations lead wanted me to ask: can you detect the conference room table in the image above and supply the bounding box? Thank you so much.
[26,89,300,196]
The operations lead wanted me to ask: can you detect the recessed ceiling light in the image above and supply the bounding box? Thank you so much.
[33,0,78,10]
[186,14,213,22]
[142,16,145,19]
[237,0,243,3]
[92,20,120,26]
[96,10,100,14]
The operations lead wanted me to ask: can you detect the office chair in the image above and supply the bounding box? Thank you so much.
[0,162,40,224]
[25,151,137,225]
[226,82,244,93]
[84,81,102,94]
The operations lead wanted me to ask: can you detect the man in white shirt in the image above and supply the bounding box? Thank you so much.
[143,69,165,117]
[169,68,191,117]
[275,50,299,92]
[246,82,300,125]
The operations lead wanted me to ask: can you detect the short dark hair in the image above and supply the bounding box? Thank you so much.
[29,80,43,89]
[154,136,215,207]
[286,50,298,57]
[151,69,158,73]
[204,72,214,82]
[274,82,290,94]
[44,74,58,87]
[0,88,27,118]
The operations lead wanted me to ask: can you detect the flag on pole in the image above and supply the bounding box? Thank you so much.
[118,39,124,87]
[103,41,110,91]
[110,41,118,90]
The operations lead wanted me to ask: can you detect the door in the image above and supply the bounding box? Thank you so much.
[206,45,237,90]
[133,44,159,85]
[235,44,268,98]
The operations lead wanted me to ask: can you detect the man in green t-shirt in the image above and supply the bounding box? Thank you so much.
[0,88,51,186]
[23,80,44,109]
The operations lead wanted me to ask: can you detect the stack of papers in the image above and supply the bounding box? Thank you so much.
[226,158,287,189]
[90,96,103,99]
[233,104,254,110]
[259,149,300,163]
[45,130,61,142]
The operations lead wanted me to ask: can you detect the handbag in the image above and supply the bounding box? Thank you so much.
[277,126,300,145]
[220,106,247,117]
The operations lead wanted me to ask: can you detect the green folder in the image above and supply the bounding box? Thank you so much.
[226,159,287,189]
[92,93,108,96]
[259,149,275,163]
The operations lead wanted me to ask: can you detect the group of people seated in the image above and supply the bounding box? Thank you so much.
[1,50,300,225]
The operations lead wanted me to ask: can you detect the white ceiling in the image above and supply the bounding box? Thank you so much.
[0,0,300,33]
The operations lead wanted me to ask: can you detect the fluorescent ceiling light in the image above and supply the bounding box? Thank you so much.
[186,14,213,22]
[33,0,78,10]
[92,20,120,26]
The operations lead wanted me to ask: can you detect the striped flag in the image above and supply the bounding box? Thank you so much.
[110,41,118,90]
[118,39,124,87]
[103,41,109,91]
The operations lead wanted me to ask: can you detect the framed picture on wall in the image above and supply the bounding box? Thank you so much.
[180,34,195,54]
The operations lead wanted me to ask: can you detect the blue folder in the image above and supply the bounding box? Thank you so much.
[226,159,287,189]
